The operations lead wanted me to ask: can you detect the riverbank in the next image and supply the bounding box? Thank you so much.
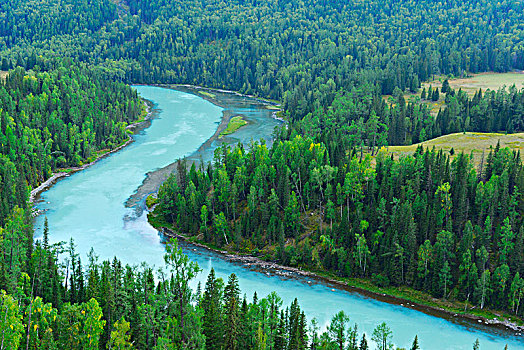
[140,85,523,336]
[172,84,281,109]
[125,84,282,209]
[30,100,154,207]
[155,225,524,335]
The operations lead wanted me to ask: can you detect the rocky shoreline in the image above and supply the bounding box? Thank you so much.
[159,227,524,336]
[171,84,281,109]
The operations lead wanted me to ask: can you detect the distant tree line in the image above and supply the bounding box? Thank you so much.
[296,84,524,151]
[1,0,524,120]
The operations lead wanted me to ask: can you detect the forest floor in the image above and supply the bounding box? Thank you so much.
[0,70,7,81]
[384,132,524,165]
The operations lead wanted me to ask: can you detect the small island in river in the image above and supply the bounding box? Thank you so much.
[219,115,248,138]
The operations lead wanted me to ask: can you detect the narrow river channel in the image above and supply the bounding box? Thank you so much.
[34,86,523,350]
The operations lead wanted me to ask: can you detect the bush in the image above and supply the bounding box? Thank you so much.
[372,273,390,288]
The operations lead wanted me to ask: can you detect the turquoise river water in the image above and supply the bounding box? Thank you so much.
[34,86,523,349]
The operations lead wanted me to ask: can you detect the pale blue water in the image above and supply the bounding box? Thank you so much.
[34,86,523,350]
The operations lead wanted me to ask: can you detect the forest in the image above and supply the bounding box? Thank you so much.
[0,0,523,348]
[1,0,524,120]
[152,84,524,318]
[0,64,144,225]
[0,215,426,350]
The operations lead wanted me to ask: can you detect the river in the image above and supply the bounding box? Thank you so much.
[33,85,523,350]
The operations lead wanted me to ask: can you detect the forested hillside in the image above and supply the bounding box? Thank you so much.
[0,64,144,225]
[1,0,524,119]
[294,83,524,151]
[0,0,523,348]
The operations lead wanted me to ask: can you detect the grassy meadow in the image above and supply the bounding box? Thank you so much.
[385,72,524,115]
[424,72,524,95]
[385,132,524,165]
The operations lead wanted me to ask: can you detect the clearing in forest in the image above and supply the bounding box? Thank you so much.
[386,132,524,165]
[423,72,524,95]
[397,72,524,115]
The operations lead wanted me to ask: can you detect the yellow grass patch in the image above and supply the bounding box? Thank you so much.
[386,132,524,165]
[198,90,216,98]
[423,72,524,96]
[397,72,524,116]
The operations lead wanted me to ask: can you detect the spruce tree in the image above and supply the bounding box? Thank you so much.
[442,79,450,93]
[223,273,241,350]
[359,334,369,350]
[432,87,440,101]
[202,269,224,350]
[473,338,480,350]
[410,335,420,350]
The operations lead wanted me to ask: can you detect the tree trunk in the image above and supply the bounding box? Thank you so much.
[347,196,350,222]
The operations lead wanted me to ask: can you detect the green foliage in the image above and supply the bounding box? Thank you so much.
[0,0,523,348]
[55,299,105,350]
[0,229,431,350]
[153,135,524,317]
[0,65,143,225]
[2,0,524,120]
[0,290,24,349]
[107,317,133,350]
[327,311,350,350]
[371,322,393,350]
[220,116,248,138]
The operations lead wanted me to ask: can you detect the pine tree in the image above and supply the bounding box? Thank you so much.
[410,335,420,350]
[202,269,223,349]
[473,338,480,350]
[432,87,440,101]
[163,238,201,344]
[274,313,286,350]
[359,334,369,350]
[223,273,241,350]
[238,297,253,350]
[442,79,450,93]
[42,217,49,250]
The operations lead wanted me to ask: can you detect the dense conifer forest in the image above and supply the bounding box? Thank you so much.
[153,122,524,316]
[1,0,524,119]
[0,0,523,348]
[0,64,144,225]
